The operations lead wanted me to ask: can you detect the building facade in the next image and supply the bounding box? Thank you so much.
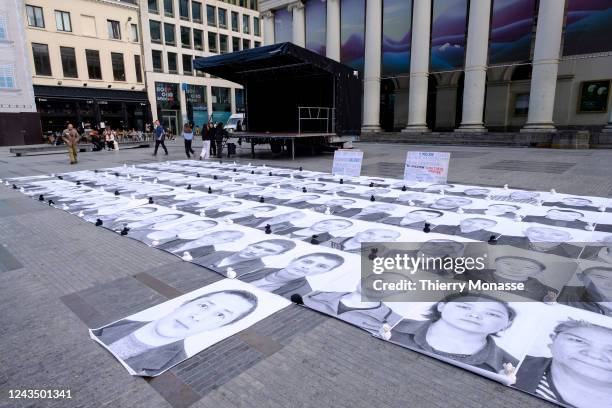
[0,0,40,146]
[140,0,262,135]
[24,0,149,137]
[260,0,612,134]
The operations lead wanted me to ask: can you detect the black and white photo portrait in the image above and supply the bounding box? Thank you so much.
[90,279,290,376]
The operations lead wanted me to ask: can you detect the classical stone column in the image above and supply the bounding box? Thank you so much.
[456,0,491,132]
[289,2,305,47]
[521,0,566,132]
[402,0,432,133]
[262,10,275,46]
[361,0,383,133]
[326,0,341,61]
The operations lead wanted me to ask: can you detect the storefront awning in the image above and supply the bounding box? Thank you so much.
[34,85,148,103]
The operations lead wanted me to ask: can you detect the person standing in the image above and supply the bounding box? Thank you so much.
[153,120,168,156]
[203,122,215,157]
[182,123,195,158]
[62,123,80,164]
[214,122,227,158]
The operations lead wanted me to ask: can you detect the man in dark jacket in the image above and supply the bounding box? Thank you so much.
[153,120,168,156]
[214,122,227,158]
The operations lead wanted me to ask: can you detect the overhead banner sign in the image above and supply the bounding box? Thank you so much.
[332,149,364,177]
[403,151,450,183]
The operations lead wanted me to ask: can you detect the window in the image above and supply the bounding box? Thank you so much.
[152,49,163,72]
[192,1,202,22]
[134,55,143,82]
[231,11,238,31]
[55,10,72,32]
[181,26,191,48]
[514,93,529,116]
[254,40,260,47]
[26,5,45,28]
[107,20,121,40]
[182,54,192,75]
[148,0,158,13]
[242,15,249,34]
[242,38,250,50]
[179,0,189,20]
[208,32,217,52]
[164,23,175,45]
[164,0,174,17]
[0,65,16,89]
[232,36,240,52]
[60,47,78,78]
[150,20,162,43]
[207,5,216,26]
[218,8,227,28]
[193,29,203,50]
[111,52,125,81]
[254,17,260,36]
[32,43,51,75]
[220,34,228,53]
[130,24,139,42]
[167,52,177,73]
[85,49,102,79]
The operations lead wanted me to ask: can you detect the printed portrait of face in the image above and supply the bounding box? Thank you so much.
[117,206,158,220]
[463,188,491,197]
[561,197,593,207]
[327,185,356,193]
[323,198,356,207]
[174,230,245,252]
[582,267,612,301]
[152,291,257,340]
[419,240,465,258]
[494,257,544,281]
[425,184,455,192]
[302,182,327,190]
[459,218,497,233]
[546,209,584,222]
[524,226,572,245]
[219,184,245,192]
[485,204,520,216]
[363,188,391,196]
[151,219,218,240]
[361,272,410,301]
[431,197,472,210]
[236,240,294,259]
[549,322,612,385]
[181,195,219,207]
[271,253,345,282]
[509,191,539,200]
[203,201,242,211]
[436,298,512,335]
[285,194,320,204]
[233,186,266,196]
[265,211,307,225]
[400,210,443,224]
[132,213,182,229]
[354,228,401,243]
[310,219,353,233]
[360,203,397,214]
[396,192,430,203]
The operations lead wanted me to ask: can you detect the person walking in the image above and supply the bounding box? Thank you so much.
[153,120,168,156]
[182,122,195,158]
[214,122,227,158]
[62,123,80,164]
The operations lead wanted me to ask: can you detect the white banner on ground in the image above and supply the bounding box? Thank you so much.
[403,151,451,183]
[332,149,363,177]
[200,140,211,159]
